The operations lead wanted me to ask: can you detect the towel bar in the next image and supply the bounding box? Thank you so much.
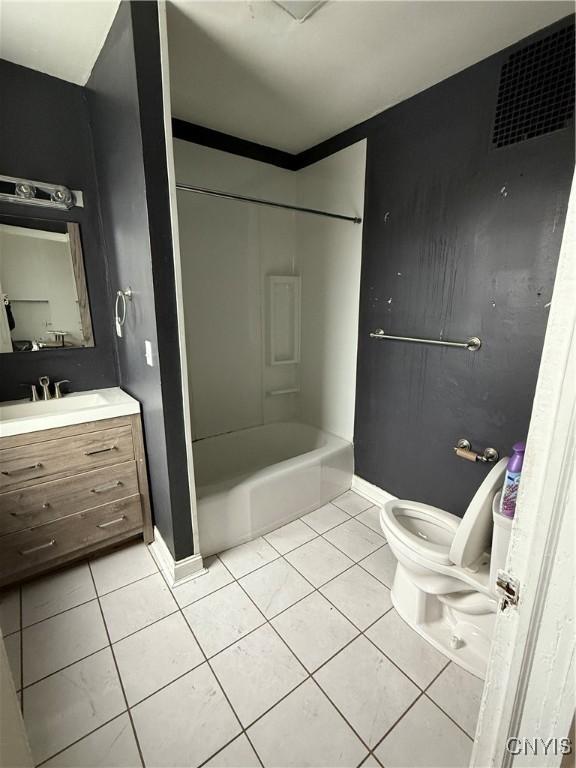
[370,329,481,351]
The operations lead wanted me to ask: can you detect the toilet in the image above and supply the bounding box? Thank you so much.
[380,457,510,679]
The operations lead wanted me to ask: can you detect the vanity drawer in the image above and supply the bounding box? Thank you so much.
[0,426,134,492]
[0,495,143,583]
[0,462,139,536]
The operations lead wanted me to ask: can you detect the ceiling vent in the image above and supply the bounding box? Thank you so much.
[492,23,575,149]
[273,1,326,23]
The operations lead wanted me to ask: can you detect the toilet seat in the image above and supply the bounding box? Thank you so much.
[380,501,460,566]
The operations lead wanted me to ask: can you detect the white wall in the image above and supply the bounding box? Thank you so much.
[174,138,366,444]
[297,141,367,441]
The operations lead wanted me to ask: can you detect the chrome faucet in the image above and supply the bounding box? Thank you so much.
[54,380,70,399]
[38,376,52,401]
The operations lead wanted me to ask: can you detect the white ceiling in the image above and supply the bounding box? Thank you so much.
[167,0,573,153]
[0,0,572,153]
[0,0,120,86]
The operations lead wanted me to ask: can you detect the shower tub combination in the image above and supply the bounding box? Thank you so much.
[193,422,353,556]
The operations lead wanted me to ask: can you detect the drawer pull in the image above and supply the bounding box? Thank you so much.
[2,462,43,476]
[91,480,124,494]
[10,502,50,518]
[84,445,118,456]
[97,515,126,529]
[20,539,56,556]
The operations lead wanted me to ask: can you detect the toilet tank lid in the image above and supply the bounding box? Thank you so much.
[449,457,509,568]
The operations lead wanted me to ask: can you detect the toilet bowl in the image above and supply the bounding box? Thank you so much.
[380,457,509,679]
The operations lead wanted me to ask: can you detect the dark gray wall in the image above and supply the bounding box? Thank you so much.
[0,60,118,400]
[87,1,193,560]
[353,17,574,515]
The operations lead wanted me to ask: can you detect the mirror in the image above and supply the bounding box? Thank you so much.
[0,216,94,353]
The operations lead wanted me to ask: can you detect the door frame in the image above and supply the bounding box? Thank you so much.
[472,171,575,767]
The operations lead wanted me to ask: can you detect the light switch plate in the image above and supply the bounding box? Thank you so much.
[145,340,154,367]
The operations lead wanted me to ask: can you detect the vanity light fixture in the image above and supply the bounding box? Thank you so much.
[0,174,83,210]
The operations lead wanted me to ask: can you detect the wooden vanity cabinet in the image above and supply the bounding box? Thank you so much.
[0,414,153,587]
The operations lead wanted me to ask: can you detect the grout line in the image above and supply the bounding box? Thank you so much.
[34,712,135,768]
[422,691,475,742]
[19,596,98,634]
[154,563,267,768]
[87,560,147,768]
[20,605,183,693]
[20,568,161,635]
[220,549,396,755]
[369,691,425,754]
[21,643,111,692]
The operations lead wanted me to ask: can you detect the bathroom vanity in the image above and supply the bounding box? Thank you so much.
[0,388,152,588]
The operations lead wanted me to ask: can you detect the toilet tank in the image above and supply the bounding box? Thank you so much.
[490,492,514,592]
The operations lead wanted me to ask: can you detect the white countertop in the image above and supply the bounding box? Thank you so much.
[0,387,140,438]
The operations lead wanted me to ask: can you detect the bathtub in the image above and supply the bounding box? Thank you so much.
[193,422,353,556]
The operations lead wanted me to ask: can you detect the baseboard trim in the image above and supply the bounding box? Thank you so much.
[352,475,396,507]
[149,527,206,588]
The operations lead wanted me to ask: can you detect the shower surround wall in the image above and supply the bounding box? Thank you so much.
[174,139,366,444]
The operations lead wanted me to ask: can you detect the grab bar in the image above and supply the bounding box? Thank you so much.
[369,329,481,351]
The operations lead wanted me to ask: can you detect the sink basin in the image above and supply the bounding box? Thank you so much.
[0,388,140,437]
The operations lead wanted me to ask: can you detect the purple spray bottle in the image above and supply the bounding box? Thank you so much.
[499,441,526,518]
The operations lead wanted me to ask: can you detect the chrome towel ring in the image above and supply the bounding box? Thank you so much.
[115,287,133,338]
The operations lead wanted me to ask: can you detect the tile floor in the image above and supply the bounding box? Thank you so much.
[0,489,483,768]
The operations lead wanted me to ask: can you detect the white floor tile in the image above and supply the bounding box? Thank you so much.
[22,564,96,627]
[170,556,234,608]
[5,632,21,691]
[43,713,142,767]
[183,582,265,657]
[324,518,384,562]
[248,679,367,768]
[23,600,108,687]
[301,503,350,534]
[315,636,419,748]
[264,519,317,554]
[24,648,125,765]
[90,542,157,596]
[356,506,385,537]
[100,573,177,643]
[211,623,307,726]
[361,757,382,767]
[0,588,20,636]
[272,592,358,672]
[366,610,448,689]
[113,612,204,706]
[359,545,398,588]
[285,537,353,588]
[375,696,472,767]
[239,559,314,619]
[219,537,279,579]
[427,663,483,737]
[131,663,240,768]
[320,565,392,630]
[332,490,373,516]
[205,735,260,767]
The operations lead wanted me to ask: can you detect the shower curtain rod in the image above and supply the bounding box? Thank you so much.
[175,183,362,224]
